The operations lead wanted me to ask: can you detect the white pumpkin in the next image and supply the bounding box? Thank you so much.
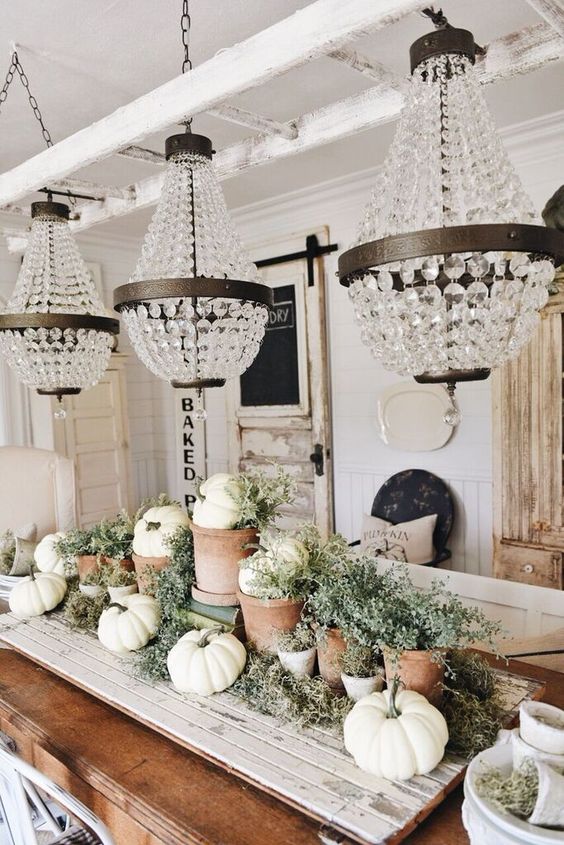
[264,535,309,569]
[344,684,448,781]
[34,532,66,576]
[98,593,160,654]
[9,570,67,619]
[192,473,242,529]
[167,627,247,696]
[132,505,190,557]
[238,553,274,597]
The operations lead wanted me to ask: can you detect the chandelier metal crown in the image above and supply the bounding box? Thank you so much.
[338,18,564,386]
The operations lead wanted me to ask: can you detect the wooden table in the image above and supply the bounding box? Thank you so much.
[0,649,562,845]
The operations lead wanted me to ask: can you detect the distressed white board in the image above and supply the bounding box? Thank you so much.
[0,611,544,845]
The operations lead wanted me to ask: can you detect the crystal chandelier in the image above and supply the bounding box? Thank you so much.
[338,11,564,387]
[114,2,272,396]
[0,53,118,401]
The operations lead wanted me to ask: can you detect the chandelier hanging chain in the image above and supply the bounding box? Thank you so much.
[0,52,53,147]
[181,0,193,132]
[420,8,487,55]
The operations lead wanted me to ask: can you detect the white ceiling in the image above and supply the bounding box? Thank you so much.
[1,0,563,238]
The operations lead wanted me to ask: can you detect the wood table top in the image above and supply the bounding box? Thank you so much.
[0,648,562,845]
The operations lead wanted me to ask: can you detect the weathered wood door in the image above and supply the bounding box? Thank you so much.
[227,229,333,535]
[52,353,132,526]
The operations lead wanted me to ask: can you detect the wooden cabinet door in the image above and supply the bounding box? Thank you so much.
[53,355,132,526]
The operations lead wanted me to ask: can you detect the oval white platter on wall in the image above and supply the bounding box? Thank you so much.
[377,382,455,452]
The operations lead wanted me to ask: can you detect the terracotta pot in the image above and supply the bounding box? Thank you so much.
[76,555,101,581]
[132,553,170,594]
[278,646,317,678]
[316,627,347,689]
[237,590,304,653]
[193,524,258,605]
[109,558,136,573]
[384,649,444,706]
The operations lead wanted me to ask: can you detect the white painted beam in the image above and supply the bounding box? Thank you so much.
[47,177,135,201]
[328,48,407,91]
[207,104,298,140]
[525,0,564,39]
[65,21,564,236]
[0,0,426,208]
[117,146,166,165]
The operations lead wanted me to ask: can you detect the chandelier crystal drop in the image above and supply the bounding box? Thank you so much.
[114,134,272,389]
[338,26,564,384]
[0,202,119,397]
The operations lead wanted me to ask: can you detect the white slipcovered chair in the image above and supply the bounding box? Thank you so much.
[0,736,114,845]
[0,447,76,537]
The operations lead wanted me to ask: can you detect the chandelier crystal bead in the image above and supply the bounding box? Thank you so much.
[114,133,272,389]
[338,25,564,384]
[0,202,119,397]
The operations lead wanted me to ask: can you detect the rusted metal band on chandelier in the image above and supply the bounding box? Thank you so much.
[113,277,274,310]
[37,388,82,396]
[171,378,226,389]
[410,27,476,73]
[165,133,213,160]
[0,313,120,333]
[415,369,491,385]
[338,224,564,286]
[31,201,70,221]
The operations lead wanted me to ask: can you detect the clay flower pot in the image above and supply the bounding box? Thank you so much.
[132,553,170,594]
[237,590,304,653]
[341,672,385,702]
[316,627,347,689]
[76,555,100,581]
[192,524,258,605]
[278,646,317,678]
[384,649,444,706]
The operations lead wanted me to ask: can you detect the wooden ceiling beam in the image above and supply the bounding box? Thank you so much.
[117,146,166,164]
[328,48,407,91]
[64,21,564,236]
[45,177,134,201]
[0,0,426,208]
[207,105,298,140]
[525,0,564,40]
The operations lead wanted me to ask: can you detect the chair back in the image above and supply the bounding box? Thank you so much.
[0,742,114,845]
[371,469,454,563]
[0,446,76,536]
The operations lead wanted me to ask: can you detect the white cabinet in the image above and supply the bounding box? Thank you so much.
[52,353,132,527]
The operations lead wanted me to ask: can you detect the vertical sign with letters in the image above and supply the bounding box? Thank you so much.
[175,390,206,513]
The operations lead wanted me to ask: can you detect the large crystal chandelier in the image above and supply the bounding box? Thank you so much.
[338,13,564,386]
[114,2,272,394]
[0,51,118,400]
[0,200,118,399]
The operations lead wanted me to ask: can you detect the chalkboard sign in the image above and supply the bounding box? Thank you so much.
[240,283,300,407]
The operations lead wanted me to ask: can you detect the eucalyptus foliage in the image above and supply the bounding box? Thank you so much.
[230,465,296,531]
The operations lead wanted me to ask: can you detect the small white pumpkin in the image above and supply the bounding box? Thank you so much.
[132,505,190,557]
[167,627,247,696]
[265,535,309,569]
[344,682,448,780]
[9,570,67,619]
[192,473,242,529]
[238,552,274,597]
[34,532,66,576]
[98,594,160,654]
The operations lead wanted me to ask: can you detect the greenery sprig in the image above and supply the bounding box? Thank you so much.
[342,641,378,678]
[230,465,296,531]
[275,623,315,653]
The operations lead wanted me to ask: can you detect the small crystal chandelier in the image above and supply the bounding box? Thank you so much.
[338,9,564,388]
[0,53,118,401]
[114,2,272,398]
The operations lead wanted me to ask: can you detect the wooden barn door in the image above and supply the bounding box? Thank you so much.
[227,230,334,536]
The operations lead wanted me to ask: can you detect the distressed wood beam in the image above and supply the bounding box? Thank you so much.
[0,0,426,208]
[46,177,135,201]
[207,104,298,140]
[64,21,564,236]
[117,146,166,164]
[328,48,407,91]
[525,0,564,39]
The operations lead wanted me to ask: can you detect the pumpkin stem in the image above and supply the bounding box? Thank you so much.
[197,625,224,647]
[388,675,402,719]
[145,521,161,531]
[29,564,37,581]
[108,602,127,613]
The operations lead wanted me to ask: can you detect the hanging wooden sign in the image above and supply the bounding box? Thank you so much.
[175,390,206,512]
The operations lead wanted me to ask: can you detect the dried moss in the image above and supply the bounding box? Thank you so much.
[232,651,353,729]
[475,760,538,819]
[442,650,504,758]
[63,587,109,631]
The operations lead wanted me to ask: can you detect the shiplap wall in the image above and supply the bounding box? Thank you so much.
[0,109,563,576]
